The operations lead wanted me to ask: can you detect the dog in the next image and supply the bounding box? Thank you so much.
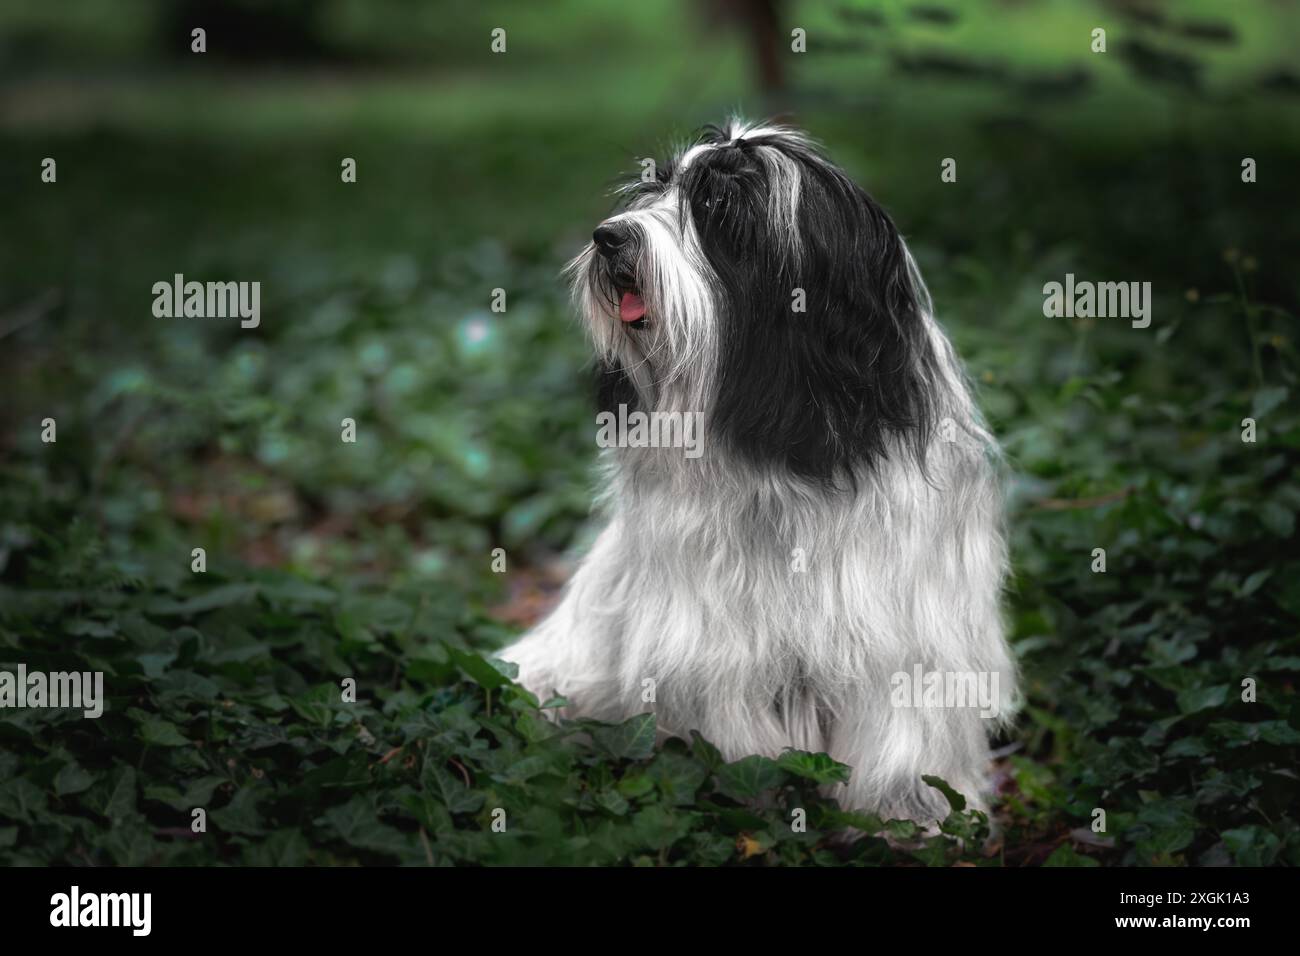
[501,118,1017,825]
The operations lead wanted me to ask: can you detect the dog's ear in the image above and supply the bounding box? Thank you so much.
[709,166,940,483]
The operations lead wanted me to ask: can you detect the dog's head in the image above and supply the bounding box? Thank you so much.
[571,118,943,482]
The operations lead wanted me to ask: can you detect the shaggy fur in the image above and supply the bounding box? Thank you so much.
[501,119,1017,824]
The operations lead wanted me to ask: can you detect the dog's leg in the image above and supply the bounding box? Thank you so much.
[496,521,629,721]
[827,690,996,828]
[826,608,1016,831]
[826,454,1016,831]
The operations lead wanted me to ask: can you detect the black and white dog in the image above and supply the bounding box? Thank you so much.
[502,119,1017,824]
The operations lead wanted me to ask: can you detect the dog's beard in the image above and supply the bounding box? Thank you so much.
[568,196,719,413]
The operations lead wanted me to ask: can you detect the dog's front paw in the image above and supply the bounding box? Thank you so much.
[495,640,567,710]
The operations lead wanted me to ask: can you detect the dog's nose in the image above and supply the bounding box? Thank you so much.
[592,222,631,256]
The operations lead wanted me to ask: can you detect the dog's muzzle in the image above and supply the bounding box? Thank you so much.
[592,221,647,326]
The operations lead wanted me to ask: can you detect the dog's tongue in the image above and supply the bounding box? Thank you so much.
[619,292,647,323]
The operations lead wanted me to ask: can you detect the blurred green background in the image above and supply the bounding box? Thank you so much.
[1,0,1298,866]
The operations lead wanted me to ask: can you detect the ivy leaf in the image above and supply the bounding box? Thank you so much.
[1044,844,1101,866]
[630,805,694,850]
[53,762,95,796]
[778,750,852,785]
[922,775,968,813]
[592,713,657,761]
[594,789,630,816]
[1238,569,1272,597]
[0,778,47,824]
[1252,386,1289,419]
[690,730,723,769]
[138,716,191,747]
[210,787,267,835]
[1176,684,1228,715]
[424,763,485,814]
[1221,826,1282,866]
[146,584,259,616]
[88,765,138,825]
[646,752,709,805]
[617,772,656,800]
[322,797,412,856]
[447,646,513,690]
[715,755,785,801]
[1132,801,1198,858]
[247,828,311,866]
[1259,502,1295,538]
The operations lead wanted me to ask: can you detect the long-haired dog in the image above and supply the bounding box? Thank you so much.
[501,118,1017,825]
